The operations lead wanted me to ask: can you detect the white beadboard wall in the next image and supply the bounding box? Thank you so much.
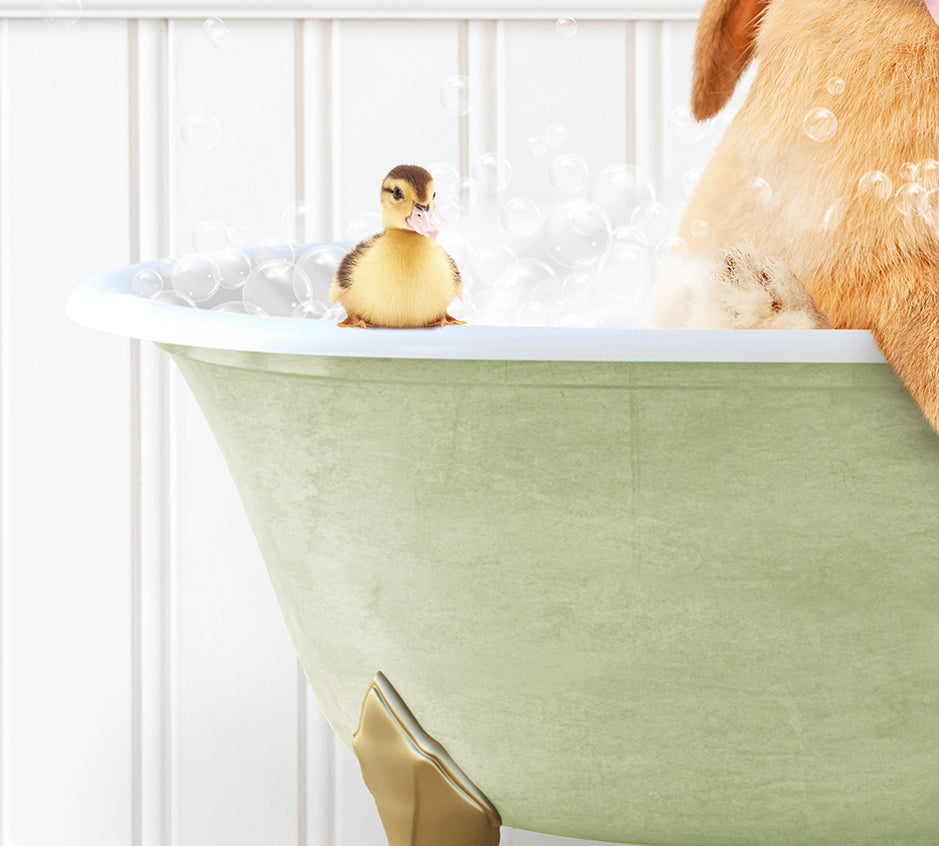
[0,3,747,845]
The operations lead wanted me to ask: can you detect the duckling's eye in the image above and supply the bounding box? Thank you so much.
[393,187,404,200]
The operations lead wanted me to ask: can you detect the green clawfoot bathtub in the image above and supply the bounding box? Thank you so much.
[68,250,939,846]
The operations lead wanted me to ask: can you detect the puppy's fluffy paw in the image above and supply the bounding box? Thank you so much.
[685,247,831,329]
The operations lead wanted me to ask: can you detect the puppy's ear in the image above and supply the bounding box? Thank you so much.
[691,0,770,120]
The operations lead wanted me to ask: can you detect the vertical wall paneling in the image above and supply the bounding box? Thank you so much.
[0,18,10,846]
[6,18,133,845]
[632,20,664,189]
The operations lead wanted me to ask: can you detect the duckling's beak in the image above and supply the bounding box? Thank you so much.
[405,203,439,239]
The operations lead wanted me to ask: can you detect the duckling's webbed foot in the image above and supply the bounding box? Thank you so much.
[426,313,466,328]
[337,313,378,328]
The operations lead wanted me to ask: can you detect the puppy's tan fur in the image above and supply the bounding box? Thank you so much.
[656,0,939,428]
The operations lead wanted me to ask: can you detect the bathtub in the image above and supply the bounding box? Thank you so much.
[68,249,939,846]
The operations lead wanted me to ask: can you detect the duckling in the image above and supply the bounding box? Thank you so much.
[330,164,465,328]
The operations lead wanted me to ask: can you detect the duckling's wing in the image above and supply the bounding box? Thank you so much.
[442,247,463,300]
[330,234,381,303]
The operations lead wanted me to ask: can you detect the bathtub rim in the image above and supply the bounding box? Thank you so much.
[66,248,887,363]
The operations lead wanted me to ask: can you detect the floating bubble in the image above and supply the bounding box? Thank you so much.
[542,200,613,269]
[203,17,225,37]
[549,154,589,194]
[667,105,707,146]
[895,183,926,217]
[680,167,704,202]
[215,250,253,289]
[612,225,648,248]
[501,197,542,237]
[436,201,462,225]
[803,107,837,142]
[526,134,548,156]
[131,268,163,298]
[515,301,551,327]
[150,290,197,308]
[243,259,312,316]
[281,200,318,242]
[655,236,690,266]
[345,211,382,241]
[858,171,893,201]
[428,161,461,202]
[291,300,331,319]
[458,177,483,211]
[916,159,939,191]
[171,255,221,302]
[193,219,232,253]
[158,257,177,283]
[472,153,512,193]
[470,244,518,287]
[823,197,848,231]
[690,219,710,239]
[921,190,939,226]
[296,243,346,301]
[211,300,268,316]
[630,201,670,241]
[440,75,479,116]
[562,271,596,306]
[825,76,845,95]
[556,17,578,38]
[226,224,247,247]
[501,260,559,303]
[180,112,221,151]
[255,239,296,265]
[598,241,656,306]
[545,124,568,147]
[899,162,917,183]
[589,164,656,228]
[747,177,773,206]
[42,0,82,27]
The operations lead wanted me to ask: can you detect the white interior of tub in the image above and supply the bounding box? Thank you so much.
[67,253,886,363]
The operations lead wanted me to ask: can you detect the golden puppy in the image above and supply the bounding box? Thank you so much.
[653,0,939,429]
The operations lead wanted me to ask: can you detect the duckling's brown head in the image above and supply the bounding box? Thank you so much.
[380,164,438,239]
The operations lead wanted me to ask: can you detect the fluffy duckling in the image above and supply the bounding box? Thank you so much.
[330,164,465,327]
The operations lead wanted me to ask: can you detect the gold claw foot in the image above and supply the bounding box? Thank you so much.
[352,672,501,846]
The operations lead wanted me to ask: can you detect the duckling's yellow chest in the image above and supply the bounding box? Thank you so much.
[343,231,458,327]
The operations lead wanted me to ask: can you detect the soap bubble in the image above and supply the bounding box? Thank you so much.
[211,300,268,316]
[255,239,296,265]
[825,76,845,95]
[501,260,559,303]
[589,164,656,228]
[428,161,461,202]
[131,268,163,298]
[545,124,568,147]
[895,183,926,217]
[211,28,233,49]
[858,171,893,201]
[42,0,82,27]
[543,200,613,268]
[916,159,939,191]
[243,259,312,316]
[203,17,232,49]
[921,190,939,226]
[611,225,648,248]
[158,257,177,283]
[470,244,518,287]
[226,224,247,247]
[822,197,848,231]
[214,250,253,289]
[501,197,542,237]
[171,255,221,302]
[281,200,318,242]
[630,201,670,241]
[181,113,221,151]
[690,219,710,239]
[150,290,197,308]
[655,236,689,266]
[193,219,232,253]
[346,211,382,241]
[440,75,479,115]
[667,104,707,146]
[526,134,548,156]
[747,177,773,206]
[458,177,483,211]
[472,153,512,193]
[203,17,225,38]
[899,162,917,183]
[556,17,578,38]
[598,241,656,306]
[680,167,703,202]
[802,108,837,142]
[562,271,596,306]
[550,154,589,194]
[292,300,332,319]
[436,201,461,225]
[296,243,347,300]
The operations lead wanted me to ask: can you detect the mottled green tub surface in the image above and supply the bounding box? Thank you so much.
[165,344,939,846]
